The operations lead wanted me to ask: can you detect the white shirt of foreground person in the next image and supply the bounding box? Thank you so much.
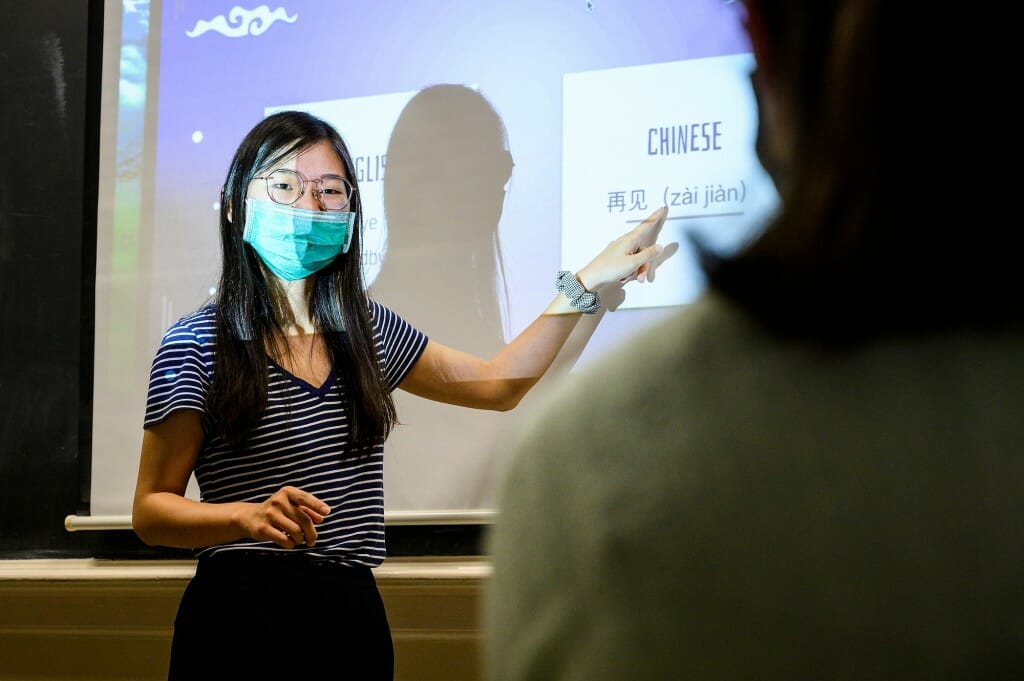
[485,292,1024,679]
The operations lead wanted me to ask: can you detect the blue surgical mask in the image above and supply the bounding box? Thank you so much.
[242,198,356,281]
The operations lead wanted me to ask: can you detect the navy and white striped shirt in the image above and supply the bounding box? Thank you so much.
[143,301,428,566]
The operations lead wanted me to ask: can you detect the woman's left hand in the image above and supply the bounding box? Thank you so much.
[576,205,668,290]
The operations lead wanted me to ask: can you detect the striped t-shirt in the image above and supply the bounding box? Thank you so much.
[143,301,428,566]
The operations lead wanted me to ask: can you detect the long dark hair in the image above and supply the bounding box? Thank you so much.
[702,1,1021,340]
[209,110,396,449]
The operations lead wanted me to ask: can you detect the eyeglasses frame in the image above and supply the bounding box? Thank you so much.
[251,168,356,212]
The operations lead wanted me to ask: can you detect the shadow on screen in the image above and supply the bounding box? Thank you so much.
[369,83,629,512]
[373,83,514,357]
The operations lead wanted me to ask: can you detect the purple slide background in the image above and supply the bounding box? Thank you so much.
[139,0,752,514]
[150,0,749,334]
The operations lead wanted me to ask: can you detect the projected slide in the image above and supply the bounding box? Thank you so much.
[93,0,772,517]
[562,54,778,309]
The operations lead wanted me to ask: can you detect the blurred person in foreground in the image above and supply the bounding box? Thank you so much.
[485,1,1024,679]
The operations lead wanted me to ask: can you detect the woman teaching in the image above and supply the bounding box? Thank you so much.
[131,109,665,680]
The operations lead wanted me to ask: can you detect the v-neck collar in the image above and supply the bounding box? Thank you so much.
[268,357,335,397]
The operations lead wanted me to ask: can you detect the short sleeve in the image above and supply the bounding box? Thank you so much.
[143,314,214,428]
[370,300,428,391]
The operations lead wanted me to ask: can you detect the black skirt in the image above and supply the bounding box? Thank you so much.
[168,551,394,680]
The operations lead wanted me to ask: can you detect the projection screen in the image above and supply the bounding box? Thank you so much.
[90,0,778,520]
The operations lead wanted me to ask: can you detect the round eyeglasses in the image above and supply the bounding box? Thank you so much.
[252,168,355,211]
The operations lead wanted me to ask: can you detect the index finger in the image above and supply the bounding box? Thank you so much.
[286,487,331,516]
[631,205,668,241]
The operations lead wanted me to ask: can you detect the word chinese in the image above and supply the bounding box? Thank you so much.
[647,122,722,156]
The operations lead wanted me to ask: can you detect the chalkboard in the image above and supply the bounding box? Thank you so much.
[0,0,103,558]
[0,1,484,560]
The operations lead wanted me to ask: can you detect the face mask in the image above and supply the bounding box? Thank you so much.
[242,198,356,281]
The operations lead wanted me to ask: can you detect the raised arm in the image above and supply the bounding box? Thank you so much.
[398,206,668,410]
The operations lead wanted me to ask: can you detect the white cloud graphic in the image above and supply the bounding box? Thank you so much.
[186,5,298,39]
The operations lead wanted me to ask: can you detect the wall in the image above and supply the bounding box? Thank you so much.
[0,558,488,681]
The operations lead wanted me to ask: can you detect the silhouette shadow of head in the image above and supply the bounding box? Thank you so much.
[373,84,513,354]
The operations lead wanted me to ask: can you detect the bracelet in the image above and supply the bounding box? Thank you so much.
[556,270,601,314]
